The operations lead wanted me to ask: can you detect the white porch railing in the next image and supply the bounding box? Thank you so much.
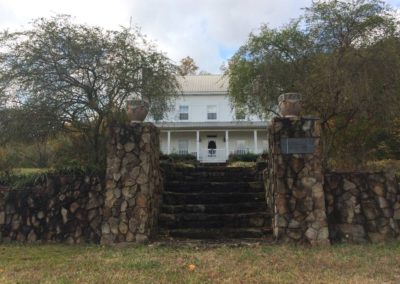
[176,150,189,155]
[234,148,250,155]
[199,149,226,162]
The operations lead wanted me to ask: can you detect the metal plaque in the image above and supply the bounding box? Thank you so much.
[280,138,315,154]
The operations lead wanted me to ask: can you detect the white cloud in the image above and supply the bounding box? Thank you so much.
[0,0,399,73]
[0,0,131,29]
[126,0,310,72]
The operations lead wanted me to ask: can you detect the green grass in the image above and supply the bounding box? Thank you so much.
[12,168,51,175]
[0,242,400,283]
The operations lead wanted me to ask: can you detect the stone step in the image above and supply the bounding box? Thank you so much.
[160,166,269,240]
[164,181,264,193]
[161,201,268,214]
[163,167,261,182]
[165,175,260,183]
[162,192,265,205]
[168,166,258,172]
[159,227,272,239]
[159,212,271,229]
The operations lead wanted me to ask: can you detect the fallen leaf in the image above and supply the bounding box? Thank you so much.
[0,268,4,273]
[187,264,196,271]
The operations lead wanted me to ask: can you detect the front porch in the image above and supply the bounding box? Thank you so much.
[160,129,268,163]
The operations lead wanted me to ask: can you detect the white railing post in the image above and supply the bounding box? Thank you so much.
[225,130,229,160]
[196,130,200,161]
[254,130,258,153]
[167,131,171,154]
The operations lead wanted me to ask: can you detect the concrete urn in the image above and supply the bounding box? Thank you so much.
[126,99,149,122]
[278,93,302,117]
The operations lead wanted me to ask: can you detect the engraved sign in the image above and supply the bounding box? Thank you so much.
[280,138,315,154]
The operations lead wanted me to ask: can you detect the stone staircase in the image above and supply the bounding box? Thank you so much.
[158,166,272,239]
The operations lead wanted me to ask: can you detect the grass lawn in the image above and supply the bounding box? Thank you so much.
[0,242,400,283]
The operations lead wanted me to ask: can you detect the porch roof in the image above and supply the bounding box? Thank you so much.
[155,121,269,130]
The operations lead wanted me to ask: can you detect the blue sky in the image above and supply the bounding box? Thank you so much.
[0,0,399,73]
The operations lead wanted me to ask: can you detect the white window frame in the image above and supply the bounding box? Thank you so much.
[179,105,189,120]
[207,105,217,120]
[235,108,246,120]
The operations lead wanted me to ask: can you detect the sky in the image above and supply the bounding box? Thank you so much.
[0,0,399,73]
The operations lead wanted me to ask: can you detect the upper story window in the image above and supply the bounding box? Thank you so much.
[235,108,246,120]
[207,105,217,120]
[179,105,189,120]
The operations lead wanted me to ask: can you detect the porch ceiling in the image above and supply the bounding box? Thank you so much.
[156,121,269,130]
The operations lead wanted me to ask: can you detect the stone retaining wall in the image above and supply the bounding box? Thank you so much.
[0,176,103,244]
[0,122,163,244]
[265,117,400,244]
[325,172,400,243]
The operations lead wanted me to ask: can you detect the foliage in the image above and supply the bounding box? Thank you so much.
[0,131,92,171]
[162,153,197,162]
[0,147,14,180]
[227,0,400,167]
[178,56,199,76]
[0,165,98,188]
[227,161,256,168]
[365,159,400,178]
[0,15,179,168]
[228,152,259,162]
[0,100,63,167]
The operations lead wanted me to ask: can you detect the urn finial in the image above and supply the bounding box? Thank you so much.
[278,93,302,117]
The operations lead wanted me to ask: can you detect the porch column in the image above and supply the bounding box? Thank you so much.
[167,131,171,154]
[196,130,200,160]
[254,130,258,153]
[225,130,229,159]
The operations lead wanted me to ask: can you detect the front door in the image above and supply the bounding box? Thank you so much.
[208,140,217,157]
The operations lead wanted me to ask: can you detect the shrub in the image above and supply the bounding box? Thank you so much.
[228,153,259,162]
[165,153,197,162]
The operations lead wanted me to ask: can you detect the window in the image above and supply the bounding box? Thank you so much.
[178,140,189,155]
[152,112,163,122]
[207,105,217,120]
[179,105,189,120]
[235,108,246,120]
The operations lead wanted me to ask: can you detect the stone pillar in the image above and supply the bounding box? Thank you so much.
[101,122,163,244]
[265,117,329,245]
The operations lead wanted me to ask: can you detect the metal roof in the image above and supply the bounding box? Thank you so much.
[178,75,228,95]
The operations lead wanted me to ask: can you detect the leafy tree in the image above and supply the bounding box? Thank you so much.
[227,0,400,168]
[178,56,199,76]
[198,70,212,75]
[0,15,179,168]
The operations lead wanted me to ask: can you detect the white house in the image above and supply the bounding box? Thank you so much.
[151,75,268,163]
